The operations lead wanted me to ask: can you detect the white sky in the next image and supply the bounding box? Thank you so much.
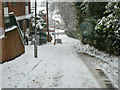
[31,0,46,8]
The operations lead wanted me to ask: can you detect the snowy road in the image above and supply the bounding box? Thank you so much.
[2,33,108,88]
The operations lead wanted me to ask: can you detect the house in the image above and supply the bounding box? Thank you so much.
[41,12,47,32]
[31,6,47,32]
[0,0,31,63]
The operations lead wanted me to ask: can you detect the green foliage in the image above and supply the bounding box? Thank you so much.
[79,19,95,44]
[74,1,120,56]
[94,2,120,55]
[74,2,106,44]
[65,29,79,39]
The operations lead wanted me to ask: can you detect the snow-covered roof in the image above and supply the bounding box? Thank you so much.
[16,14,32,21]
[5,26,17,32]
[49,28,55,31]
[38,7,46,14]
[36,22,44,29]
[26,14,32,19]
[9,12,14,15]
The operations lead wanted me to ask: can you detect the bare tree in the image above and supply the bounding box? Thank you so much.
[49,2,76,31]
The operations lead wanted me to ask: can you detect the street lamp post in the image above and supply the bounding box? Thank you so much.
[34,0,37,58]
[54,22,56,44]
[46,0,50,42]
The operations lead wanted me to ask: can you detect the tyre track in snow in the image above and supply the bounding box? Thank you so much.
[77,52,117,88]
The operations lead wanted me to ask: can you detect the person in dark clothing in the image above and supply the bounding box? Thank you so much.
[24,33,29,45]
[26,36,28,45]
[25,33,29,45]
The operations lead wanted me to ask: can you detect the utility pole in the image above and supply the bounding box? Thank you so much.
[34,0,37,58]
[46,0,50,42]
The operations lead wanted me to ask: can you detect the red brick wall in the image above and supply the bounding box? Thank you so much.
[0,1,5,63]
[42,14,47,22]
[29,2,31,14]
[0,1,25,63]
[0,1,2,63]
[42,14,47,32]
[0,1,32,63]
[0,1,4,30]
[0,1,2,27]
[8,2,25,16]
[8,1,31,17]
[7,1,31,33]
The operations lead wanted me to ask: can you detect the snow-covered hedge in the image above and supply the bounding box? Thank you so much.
[94,2,120,55]
[74,2,120,56]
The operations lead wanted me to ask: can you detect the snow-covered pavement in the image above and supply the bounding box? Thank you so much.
[2,33,103,88]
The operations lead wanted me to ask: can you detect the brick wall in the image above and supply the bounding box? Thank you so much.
[0,1,25,63]
[0,1,2,28]
[0,1,5,63]
[29,2,31,14]
[0,1,2,63]
[8,1,31,17]
[7,1,31,33]
[8,2,25,16]
[0,1,4,29]
[42,14,47,32]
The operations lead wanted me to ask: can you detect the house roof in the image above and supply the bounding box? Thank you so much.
[5,26,17,32]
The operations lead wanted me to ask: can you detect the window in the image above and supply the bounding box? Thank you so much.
[4,7,9,17]
[4,0,8,7]
[4,16,10,29]
[25,6,29,14]
[4,15,16,29]
[25,0,29,6]
[12,0,16,6]
[5,16,10,24]
[19,20,23,30]
[26,19,29,29]
[25,2,29,6]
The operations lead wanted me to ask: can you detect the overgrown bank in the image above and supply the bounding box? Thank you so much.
[66,2,120,56]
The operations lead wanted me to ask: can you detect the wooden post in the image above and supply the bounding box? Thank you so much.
[46,0,50,42]
[34,0,37,58]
